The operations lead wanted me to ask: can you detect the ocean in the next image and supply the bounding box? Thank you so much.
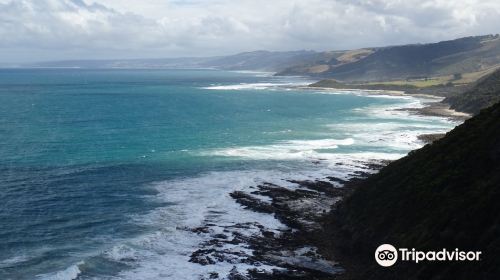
[0,69,456,279]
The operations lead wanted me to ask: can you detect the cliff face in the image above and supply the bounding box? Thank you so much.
[445,68,500,115]
[328,101,500,279]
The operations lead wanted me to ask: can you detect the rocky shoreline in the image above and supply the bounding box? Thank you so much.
[181,92,464,279]
[181,86,468,279]
[402,101,471,121]
[185,162,387,279]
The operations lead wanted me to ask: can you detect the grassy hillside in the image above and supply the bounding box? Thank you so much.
[326,100,500,278]
[309,78,466,97]
[279,35,500,82]
[198,50,335,71]
[277,49,373,76]
[444,68,500,114]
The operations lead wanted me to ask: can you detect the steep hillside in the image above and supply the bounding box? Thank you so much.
[277,49,374,76]
[445,68,500,114]
[326,102,500,278]
[279,35,500,82]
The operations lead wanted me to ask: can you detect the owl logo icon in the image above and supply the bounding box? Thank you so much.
[375,244,398,267]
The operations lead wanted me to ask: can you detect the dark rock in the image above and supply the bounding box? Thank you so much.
[326,176,349,185]
[228,267,249,280]
[190,249,216,265]
[189,226,211,234]
[213,234,228,239]
[230,191,276,213]
[191,175,376,279]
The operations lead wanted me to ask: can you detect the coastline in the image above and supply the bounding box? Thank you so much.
[402,101,471,121]
[297,84,472,121]
[188,165,384,279]
[295,85,407,96]
[8,69,463,279]
[1,62,495,279]
[185,83,466,279]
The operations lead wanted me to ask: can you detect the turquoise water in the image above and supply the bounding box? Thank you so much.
[0,69,455,279]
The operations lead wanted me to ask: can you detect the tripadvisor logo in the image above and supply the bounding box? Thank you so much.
[375,244,482,267]
[375,244,398,267]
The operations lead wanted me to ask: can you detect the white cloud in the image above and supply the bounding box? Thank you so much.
[0,0,499,62]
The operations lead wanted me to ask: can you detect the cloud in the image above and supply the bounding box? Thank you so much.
[0,0,499,63]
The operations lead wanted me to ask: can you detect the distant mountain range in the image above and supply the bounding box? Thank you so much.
[29,50,322,72]
[28,35,500,83]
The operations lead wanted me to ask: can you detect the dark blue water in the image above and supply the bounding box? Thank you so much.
[0,69,454,279]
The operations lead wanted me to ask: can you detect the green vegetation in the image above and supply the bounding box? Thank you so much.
[359,68,497,88]
[453,73,463,80]
[445,68,500,115]
[279,35,500,82]
[326,89,500,278]
[312,67,499,89]
[310,66,500,101]
[367,77,448,88]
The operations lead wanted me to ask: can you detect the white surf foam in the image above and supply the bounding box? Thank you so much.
[100,153,389,280]
[203,82,298,90]
[345,96,458,150]
[230,70,275,77]
[203,75,314,91]
[308,89,416,99]
[108,170,298,280]
[106,127,414,279]
[47,90,459,279]
[37,262,83,280]
[111,92,457,279]
[0,255,30,268]
[327,121,451,151]
[202,138,355,160]
[200,101,455,161]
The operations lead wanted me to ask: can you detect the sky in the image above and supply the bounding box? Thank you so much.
[0,0,499,63]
